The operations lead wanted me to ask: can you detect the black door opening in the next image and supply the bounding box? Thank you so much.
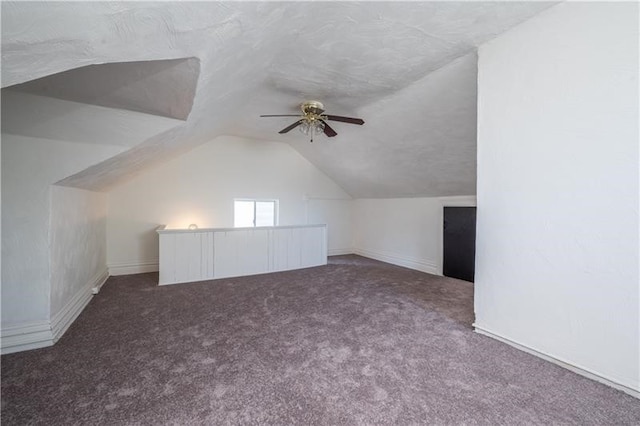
[443,206,477,282]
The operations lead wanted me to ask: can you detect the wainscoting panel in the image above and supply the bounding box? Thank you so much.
[158,225,327,285]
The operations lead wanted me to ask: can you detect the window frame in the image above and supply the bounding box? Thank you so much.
[233,198,279,228]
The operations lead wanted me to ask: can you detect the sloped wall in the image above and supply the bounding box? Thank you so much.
[475,2,639,393]
[106,135,353,274]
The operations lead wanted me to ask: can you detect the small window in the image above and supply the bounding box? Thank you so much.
[234,199,277,227]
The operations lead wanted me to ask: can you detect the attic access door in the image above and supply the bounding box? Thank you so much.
[443,207,477,282]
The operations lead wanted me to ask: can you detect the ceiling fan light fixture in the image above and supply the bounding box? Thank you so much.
[298,119,324,136]
[299,120,310,135]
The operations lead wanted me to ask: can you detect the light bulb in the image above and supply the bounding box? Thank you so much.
[299,120,311,135]
[188,223,198,230]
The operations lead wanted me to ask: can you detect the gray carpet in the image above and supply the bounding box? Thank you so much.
[2,255,639,425]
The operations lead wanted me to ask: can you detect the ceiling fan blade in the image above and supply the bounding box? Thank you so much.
[279,120,304,134]
[260,114,301,117]
[325,115,365,125]
[320,120,337,137]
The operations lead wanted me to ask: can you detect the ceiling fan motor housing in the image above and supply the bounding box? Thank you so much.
[301,101,325,116]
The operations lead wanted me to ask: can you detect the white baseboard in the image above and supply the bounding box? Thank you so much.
[328,248,353,256]
[0,321,54,355]
[353,248,439,275]
[91,268,110,294]
[1,269,108,355]
[51,268,107,342]
[474,323,640,399]
[108,260,159,276]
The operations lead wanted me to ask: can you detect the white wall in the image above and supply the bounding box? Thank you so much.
[306,198,353,255]
[353,196,476,275]
[475,2,639,393]
[50,186,108,319]
[107,135,352,273]
[1,88,180,353]
[1,134,123,327]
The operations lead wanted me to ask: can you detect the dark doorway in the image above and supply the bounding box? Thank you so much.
[443,207,477,282]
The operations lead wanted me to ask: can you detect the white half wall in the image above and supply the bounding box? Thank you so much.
[107,135,352,274]
[352,196,476,275]
[50,186,108,338]
[475,2,639,394]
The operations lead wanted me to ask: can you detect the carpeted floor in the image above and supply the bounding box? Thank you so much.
[2,255,639,425]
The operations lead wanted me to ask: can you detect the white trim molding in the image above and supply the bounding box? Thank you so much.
[1,269,110,355]
[91,268,110,295]
[0,321,54,355]
[437,195,477,207]
[354,248,438,275]
[328,248,353,256]
[474,323,640,399]
[108,259,159,276]
[51,268,108,342]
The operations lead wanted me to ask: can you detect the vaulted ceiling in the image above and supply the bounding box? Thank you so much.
[1,1,556,197]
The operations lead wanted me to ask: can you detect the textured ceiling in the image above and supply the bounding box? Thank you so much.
[1,1,557,196]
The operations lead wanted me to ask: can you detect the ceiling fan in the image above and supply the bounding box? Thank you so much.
[260,101,365,142]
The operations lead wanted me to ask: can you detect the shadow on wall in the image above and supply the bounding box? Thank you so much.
[5,57,201,120]
[107,220,164,270]
[141,226,161,263]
